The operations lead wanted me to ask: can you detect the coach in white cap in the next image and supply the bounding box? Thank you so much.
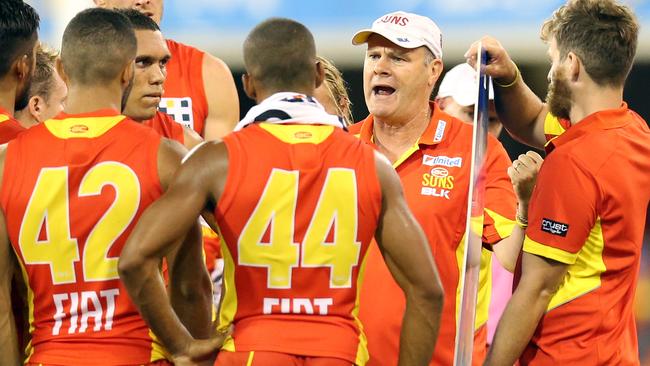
[349,11,523,366]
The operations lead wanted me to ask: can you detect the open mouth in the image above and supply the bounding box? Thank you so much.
[373,85,396,96]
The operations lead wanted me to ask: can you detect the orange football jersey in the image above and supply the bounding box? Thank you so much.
[215,123,382,365]
[0,106,26,143]
[159,39,208,136]
[144,111,185,145]
[0,109,169,365]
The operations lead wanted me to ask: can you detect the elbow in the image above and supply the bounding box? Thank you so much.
[412,279,445,312]
[117,250,145,283]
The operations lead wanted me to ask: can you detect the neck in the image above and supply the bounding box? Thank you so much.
[373,104,431,163]
[0,77,17,114]
[255,86,314,103]
[570,85,623,124]
[64,82,124,115]
[14,109,38,129]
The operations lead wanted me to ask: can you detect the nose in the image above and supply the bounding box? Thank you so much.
[134,0,150,7]
[150,64,165,85]
[373,54,391,76]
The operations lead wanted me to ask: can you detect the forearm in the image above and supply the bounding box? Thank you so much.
[493,225,524,273]
[398,291,443,366]
[0,280,20,365]
[494,69,547,149]
[119,258,193,354]
[0,304,20,366]
[169,223,213,339]
[485,285,551,365]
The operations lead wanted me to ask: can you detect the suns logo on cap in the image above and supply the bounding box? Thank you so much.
[380,15,409,26]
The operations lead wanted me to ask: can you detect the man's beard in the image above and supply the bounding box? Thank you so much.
[546,67,572,121]
[15,74,33,111]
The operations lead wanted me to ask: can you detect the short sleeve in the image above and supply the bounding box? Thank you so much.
[523,153,598,264]
[482,137,516,246]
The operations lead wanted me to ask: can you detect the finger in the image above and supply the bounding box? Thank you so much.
[507,166,516,180]
[517,154,536,168]
[525,150,544,164]
[464,40,480,59]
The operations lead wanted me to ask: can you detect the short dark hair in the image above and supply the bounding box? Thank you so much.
[116,8,160,31]
[541,0,638,87]
[61,8,137,85]
[243,18,317,92]
[0,0,40,78]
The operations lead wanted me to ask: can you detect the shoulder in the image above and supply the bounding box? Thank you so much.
[201,52,233,81]
[347,121,364,135]
[121,117,161,135]
[166,38,202,56]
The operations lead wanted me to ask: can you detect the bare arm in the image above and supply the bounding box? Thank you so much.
[485,252,568,365]
[201,54,239,141]
[493,151,544,271]
[0,147,20,366]
[466,36,549,149]
[372,152,444,366]
[182,126,204,150]
[119,141,227,362]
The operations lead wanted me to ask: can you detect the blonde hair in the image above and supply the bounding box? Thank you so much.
[317,56,353,126]
[27,43,59,104]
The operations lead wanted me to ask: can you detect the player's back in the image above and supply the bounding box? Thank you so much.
[0,110,169,365]
[215,122,382,365]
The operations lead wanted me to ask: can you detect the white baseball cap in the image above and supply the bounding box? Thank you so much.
[351,11,443,59]
[437,63,494,107]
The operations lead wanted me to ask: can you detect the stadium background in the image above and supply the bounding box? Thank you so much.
[28,0,650,362]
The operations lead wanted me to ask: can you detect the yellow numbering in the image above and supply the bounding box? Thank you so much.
[18,162,140,285]
[238,168,361,289]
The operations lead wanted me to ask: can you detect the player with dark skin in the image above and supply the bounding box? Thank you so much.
[1,8,212,366]
[120,17,444,366]
[118,8,203,149]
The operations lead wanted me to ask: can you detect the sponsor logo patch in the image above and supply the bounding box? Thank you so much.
[69,124,88,134]
[422,154,463,168]
[159,97,194,130]
[541,218,569,237]
[294,131,312,139]
[434,120,446,143]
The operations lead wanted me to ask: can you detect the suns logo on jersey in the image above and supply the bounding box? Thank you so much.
[421,167,455,199]
[158,97,193,130]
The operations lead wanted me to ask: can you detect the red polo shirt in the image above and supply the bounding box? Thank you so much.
[521,103,650,365]
[350,102,516,366]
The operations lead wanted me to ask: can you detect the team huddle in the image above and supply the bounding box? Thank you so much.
[0,0,649,365]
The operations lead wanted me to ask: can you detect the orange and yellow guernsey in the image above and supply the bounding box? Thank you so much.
[215,122,382,365]
[0,110,170,365]
[0,106,26,143]
[521,103,650,365]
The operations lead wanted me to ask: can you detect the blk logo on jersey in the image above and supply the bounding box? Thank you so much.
[541,218,569,237]
[158,97,193,130]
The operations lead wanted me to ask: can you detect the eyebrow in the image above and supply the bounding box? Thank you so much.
[135,54,171,63]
